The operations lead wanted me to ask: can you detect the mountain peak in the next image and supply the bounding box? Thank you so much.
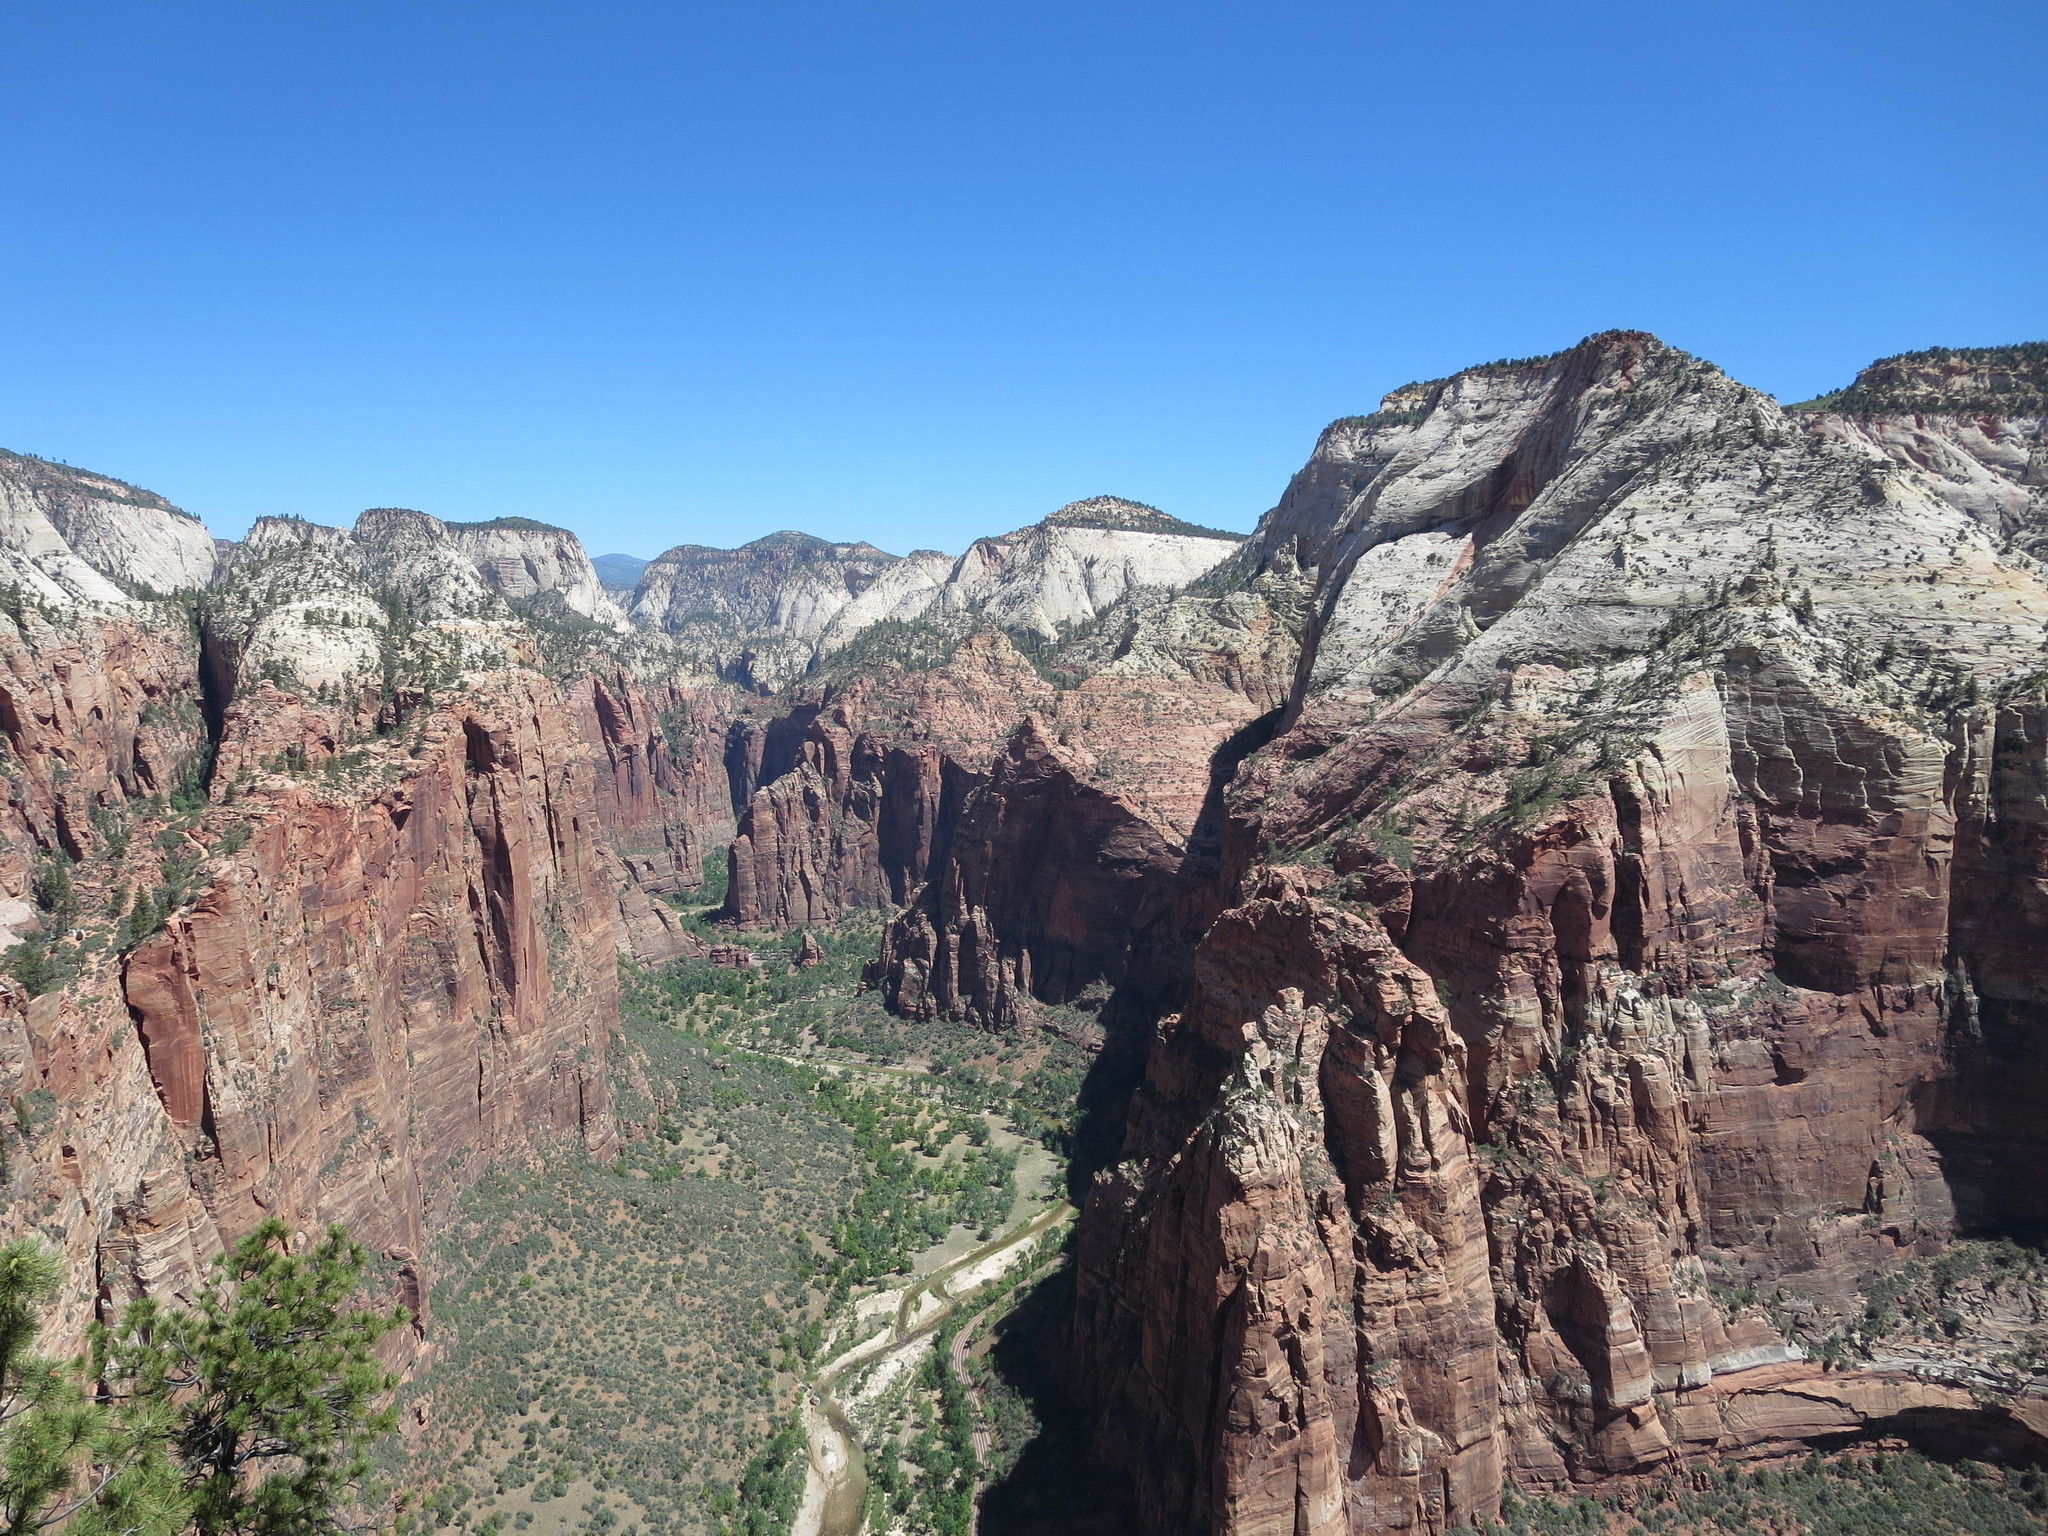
[1041,496,1243,541]
[740,530,895,560]
[1791,341,2048,417]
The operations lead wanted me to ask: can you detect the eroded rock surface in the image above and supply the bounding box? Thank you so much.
[7,334,2048,1532]
[1058,334,2048,1534]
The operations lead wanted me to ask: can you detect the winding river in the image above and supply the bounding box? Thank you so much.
[791,1202,1075,1536]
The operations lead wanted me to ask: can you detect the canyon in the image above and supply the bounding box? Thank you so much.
[1,336,2045,1535]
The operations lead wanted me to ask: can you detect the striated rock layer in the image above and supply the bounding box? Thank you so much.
[0,483,737,1352]
[9,332,2048,1532]
[1026,333,2048,1533]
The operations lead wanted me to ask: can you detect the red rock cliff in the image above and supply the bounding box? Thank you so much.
[1053,335,2048,1533]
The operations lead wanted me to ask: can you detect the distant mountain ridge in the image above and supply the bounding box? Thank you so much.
[592,552,648,590]
[625,500,1244,687]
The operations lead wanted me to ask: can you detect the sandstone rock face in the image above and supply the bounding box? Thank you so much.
[129,676,621,1251]
[630,532,903,689]
[3,663,626,1347]
[0,480,711,1351]
[8,330,2048,1529]
[1058,334,2048,1533]
[723,710,954,930]
[873,719,1201,1032]
[211,509,532,696]
[889,497,1244,646]
[630,500,1246,691]
[570,673,736,959]
[723,617,1270,956]
[0,450,215,602]
[446,517,630,626]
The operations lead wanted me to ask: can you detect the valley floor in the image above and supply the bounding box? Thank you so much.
[389,916,1100,1536]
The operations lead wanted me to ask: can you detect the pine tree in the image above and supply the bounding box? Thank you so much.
[0,1240,184,1536]
[118,891,158,951]
[30,861,73,925]
[96,1221,406,1536]
[2,940,61,1000]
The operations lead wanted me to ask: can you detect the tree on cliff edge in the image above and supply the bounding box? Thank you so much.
[95,1220,407,1536]
[0,1221,404,1536]
[0,1238,184,1536]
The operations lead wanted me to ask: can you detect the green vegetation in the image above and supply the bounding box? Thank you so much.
[1787,342,2048,417]
[443,517,571,535]
[1464,1450,2048,1536]
[404,921,1074,1536]
[708,1419,802,1536]
[0,1221,402,1536]
[809,619,963,679]
[693,849,729,913]
[812,1076,1016,1288]
[98,1223,405,1536]
[401,1012,858,1536]
[1789,1237,2047,1376]
[1328,403,1431,430]
[0,449,189,517]
[1040,498,1243,541]
[505,592,619,678]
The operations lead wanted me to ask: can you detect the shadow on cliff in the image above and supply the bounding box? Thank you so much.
[1057,707,1284,1199]
[976,1260,1137,1536]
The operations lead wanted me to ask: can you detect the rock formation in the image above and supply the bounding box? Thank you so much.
[446,515,629,626]
[0,484,717,1350]
[630,501,1247,692]
[630,531,905,690]
[1045,334,2048,1533]
[8,335,2048,1531]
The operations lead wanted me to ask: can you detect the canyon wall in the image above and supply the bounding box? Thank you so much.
[0,486,741,1348]
[928,334,2048,1533]
[7,334,2048,1534]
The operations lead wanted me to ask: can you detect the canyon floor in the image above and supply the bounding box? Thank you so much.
[387,899,1114,1536]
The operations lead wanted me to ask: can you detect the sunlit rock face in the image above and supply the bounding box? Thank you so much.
[1055,335,2048,1533]
[6,334,2048,1529]
[629,531,905,690]
[629,500,1245,692]
[446,515,629,626]
[0,449,215,599]
[0,487,698,1352]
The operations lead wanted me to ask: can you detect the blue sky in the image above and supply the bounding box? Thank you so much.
[3,2,2042,558]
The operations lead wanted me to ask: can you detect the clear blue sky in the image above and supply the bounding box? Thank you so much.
[3,2,2042,558]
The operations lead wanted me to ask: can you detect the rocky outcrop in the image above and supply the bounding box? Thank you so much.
[3,658,626,1346]
[836,497,1244,650]
[0,479,711,1350]
[723,713,955,930]
[569,672,736,959]
[1061,333,2048,1533]
[207,509,532,697]
[1793,341,2048,418]
[874,719,1200,1032]
[203,508,740,962]
[9,330,2048,1529]
[630,501,1247,691]
[447,516,629,626]
[630,532,904,690]
[0,451,215,602]
[724,618,1269,942]
[717,634,1064,930]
